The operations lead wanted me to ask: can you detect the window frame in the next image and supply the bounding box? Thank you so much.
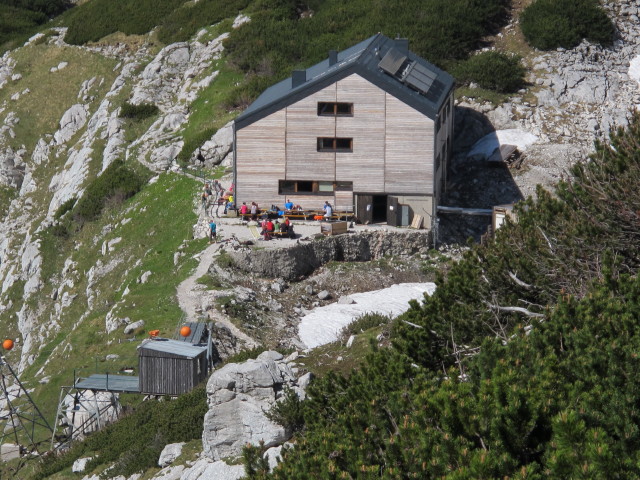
[278,180,353,195]
[317,137,353,152]
[317,102,354,117]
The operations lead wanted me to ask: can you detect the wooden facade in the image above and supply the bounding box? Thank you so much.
[138,340,208,396]
[234,34,455,228]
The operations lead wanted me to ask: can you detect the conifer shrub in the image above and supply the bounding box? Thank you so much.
[453,51,526,93]
[520,0,615,50]
[63,0,185,45]
[53,196,76,219]
[35,385,207,479]
[265,387,304,434]
[119,102,159,120]
[177,127,216,165]
[156,0,251,45]
[72,160,145,224]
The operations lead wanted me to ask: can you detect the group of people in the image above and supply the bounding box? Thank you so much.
[201,180,224,209]
[260,216,294,240]
[239,201,260,220]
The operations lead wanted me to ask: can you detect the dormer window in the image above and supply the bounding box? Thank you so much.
[317,102,354,116]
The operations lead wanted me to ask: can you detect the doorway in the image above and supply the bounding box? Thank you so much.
[371,195,387,223]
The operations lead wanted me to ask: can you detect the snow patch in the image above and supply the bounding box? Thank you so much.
[467,129,538,160]
[298,282,436,349]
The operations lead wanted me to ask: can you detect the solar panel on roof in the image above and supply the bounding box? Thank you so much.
[378,48,407,76]
[425,79,445,103]
[403,62,437,95]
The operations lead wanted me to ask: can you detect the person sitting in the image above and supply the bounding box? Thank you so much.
[274,220,280,232]
[284,198,294,210]
[287,222,295,239]
[262,219,274,240]
[240,202,248,216]
[280,222,288,234]
[250,202,258,220]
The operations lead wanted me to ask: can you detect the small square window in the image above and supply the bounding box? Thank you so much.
[318,181,334,192]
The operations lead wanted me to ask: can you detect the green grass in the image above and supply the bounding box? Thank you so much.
[19,172,205,436]
[455,85,511,105]
[5,43,119,153]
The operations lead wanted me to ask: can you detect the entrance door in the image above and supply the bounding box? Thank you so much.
[355,194,373,224]
[387,196,399,226]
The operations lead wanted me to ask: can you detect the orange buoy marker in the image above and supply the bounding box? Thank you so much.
[2,339,14,350]
[180,326,192,338]
[148,329,160,338]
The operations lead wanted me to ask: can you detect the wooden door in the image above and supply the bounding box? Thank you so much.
[355,194,373,224]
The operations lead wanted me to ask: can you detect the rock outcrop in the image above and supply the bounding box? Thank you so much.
[202,351,308,461]
[221,231,431,281]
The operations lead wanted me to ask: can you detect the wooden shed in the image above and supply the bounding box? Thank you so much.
[138,339,208,396]
[233,33,455,230]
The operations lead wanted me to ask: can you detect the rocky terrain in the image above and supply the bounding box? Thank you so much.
[0,1,637,478]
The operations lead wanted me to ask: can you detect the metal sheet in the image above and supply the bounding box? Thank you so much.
[378,48,407,76]
[139,339,207,359]
[74,374,140,393]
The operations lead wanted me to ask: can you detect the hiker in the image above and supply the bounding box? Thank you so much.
[250,202,258,220]
[213,180,223,196]
[208,220,217,243]
[240,202,248,215]
[274,220,280,232]
[323,201,333,220]
[205,183,213,198]
[284,198,294,210]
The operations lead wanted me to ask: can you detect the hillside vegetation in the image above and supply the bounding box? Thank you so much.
[239,115,640,478]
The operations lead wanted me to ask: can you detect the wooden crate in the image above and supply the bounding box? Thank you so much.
[321,221,348,236]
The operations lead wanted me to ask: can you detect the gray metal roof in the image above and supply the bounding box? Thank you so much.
[235,33,455,129]
[74,374,140,393]
[138,338,207,358]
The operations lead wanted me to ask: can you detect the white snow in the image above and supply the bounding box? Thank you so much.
[467,129,538,160]
[298,282,436,349]
[629,55,640,86]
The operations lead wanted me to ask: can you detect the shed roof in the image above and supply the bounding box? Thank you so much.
[235,33,455,129]
[138,338,207,359]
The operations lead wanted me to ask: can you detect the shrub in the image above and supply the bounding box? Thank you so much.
[53,196,77,219]
[63,0,184,45]
[340,313,391,339]
[453,51,526,93]
[72,160,145,224]
[177,127,216,165]
[265,387,305,434]
[156,0,251,45]
[119,102,159,120]
[521,0,615,50]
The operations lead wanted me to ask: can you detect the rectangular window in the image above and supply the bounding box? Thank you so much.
[317,137,353,152]
[317,102,354,116]
[318,181,334,192]
[278,180,349,195]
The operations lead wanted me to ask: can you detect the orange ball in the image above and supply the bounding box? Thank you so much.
[2,339,14,350]
[180,326,192,337]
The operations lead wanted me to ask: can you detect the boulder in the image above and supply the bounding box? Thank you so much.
[317,290,331,300]
[72,457,93,473]
[202,352,305,461]
[54,104,89,145]
[158,442,184,467]
[123,319,144,334]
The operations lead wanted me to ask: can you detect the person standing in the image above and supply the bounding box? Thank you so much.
[323,201,333,220]
[209,220,217,243]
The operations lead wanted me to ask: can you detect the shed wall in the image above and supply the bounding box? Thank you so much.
[139,353,207,396]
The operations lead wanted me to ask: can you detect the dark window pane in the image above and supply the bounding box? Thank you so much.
[297,181,313,192]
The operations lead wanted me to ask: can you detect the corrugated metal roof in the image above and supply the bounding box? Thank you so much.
[138,338,207,358]
[235,33,455,129]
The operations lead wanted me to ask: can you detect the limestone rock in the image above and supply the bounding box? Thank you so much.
[158,442,184,467]
[54,104,89,145]
[317,290,331,300]
[202,352,305,461]
[192,122,234,168]
[123,319,144,334]
[72,457,93,473]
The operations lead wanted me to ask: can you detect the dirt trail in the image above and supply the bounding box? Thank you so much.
[176,218,258,348]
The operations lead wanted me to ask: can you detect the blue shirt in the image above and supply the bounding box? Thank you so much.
[209,222,216,232]
[284,201,294,210]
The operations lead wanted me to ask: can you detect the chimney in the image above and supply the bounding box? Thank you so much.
[394,37,409,52]
[328,50,338,66]
[292,70,306,88]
